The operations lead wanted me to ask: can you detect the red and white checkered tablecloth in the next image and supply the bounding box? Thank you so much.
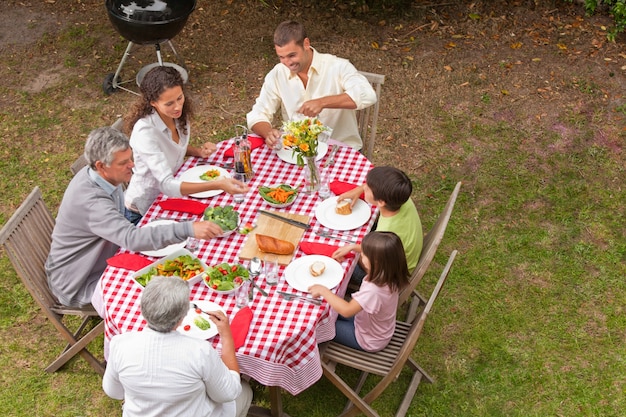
[99,138,376,395]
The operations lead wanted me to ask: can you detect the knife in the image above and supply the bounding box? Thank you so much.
[258,210,311,230]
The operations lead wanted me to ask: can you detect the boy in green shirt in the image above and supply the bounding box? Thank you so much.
[333,166,423,282]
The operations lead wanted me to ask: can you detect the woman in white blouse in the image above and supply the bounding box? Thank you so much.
[124,66,249,223]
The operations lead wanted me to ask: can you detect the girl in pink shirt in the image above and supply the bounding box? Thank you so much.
[309,231,410,352]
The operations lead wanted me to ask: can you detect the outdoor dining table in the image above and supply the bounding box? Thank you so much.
[97,137,376,416]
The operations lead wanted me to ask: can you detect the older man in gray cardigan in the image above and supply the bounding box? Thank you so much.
[46,127,222,308]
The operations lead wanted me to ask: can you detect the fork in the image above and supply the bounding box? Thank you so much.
[192,303,213,316]
[277,291,322,306]
[315,228,357,244]
[324,145,339,167]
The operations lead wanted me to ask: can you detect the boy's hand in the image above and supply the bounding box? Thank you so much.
[336,185,364,207]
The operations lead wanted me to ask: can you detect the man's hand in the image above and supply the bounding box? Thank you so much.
[264,128,283,150]
[192,221,225,239]
[298,98,325,118]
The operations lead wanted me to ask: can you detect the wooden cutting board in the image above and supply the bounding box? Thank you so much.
[238,211,311,265]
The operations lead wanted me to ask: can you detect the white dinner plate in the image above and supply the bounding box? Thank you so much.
[314,198,372,231]
[139,220,188,257]
[284,255,344,293]
[276,142,328,165]
[178,165,231,198]
[176,300,225,340]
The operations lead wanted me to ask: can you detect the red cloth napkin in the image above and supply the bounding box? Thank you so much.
[230,306,253,349]
[107,253,153,271]
[158,199,208,215]
[222,136,265,158]
[299,241,355,258]
[329,181,365,200]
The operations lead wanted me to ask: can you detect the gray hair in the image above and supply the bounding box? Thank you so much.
[141,276,189,333]
[84,126,130,169]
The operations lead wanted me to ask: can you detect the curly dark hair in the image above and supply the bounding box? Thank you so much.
[123,66,193,136]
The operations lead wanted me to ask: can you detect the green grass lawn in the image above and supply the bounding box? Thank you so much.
[1,1,625,416]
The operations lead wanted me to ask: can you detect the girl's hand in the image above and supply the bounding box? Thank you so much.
[332,245,355,261]
[308,284,330,299]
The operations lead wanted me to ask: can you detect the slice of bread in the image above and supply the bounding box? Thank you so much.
[335,200,352,215]
[309,261,326,277]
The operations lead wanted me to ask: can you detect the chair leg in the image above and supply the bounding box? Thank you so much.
[321,362,380,417]
[407,358,434,384]
[342,371,369,413]
[395,369,424,417]
[45,319,105,376]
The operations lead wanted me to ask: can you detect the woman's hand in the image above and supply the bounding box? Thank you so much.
[187,142,217,159]
[198,142,217,158]
[217,177,250,195]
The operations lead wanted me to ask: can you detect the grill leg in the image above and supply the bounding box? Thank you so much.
[113,41,134,89]
[155,43,163,66]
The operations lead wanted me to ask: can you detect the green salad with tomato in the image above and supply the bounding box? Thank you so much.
[204,262,249,292]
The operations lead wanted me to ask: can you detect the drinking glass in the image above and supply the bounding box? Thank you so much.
[236,280,250,308]
[318,170,331,200]
[263,254,279,286]
[231,172,247,204]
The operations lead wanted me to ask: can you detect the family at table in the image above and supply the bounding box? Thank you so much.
[44,20,424,417]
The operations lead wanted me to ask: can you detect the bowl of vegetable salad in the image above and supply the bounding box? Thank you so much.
[259,184,298,208]
[203,262,250,294]
[132,248,208,287]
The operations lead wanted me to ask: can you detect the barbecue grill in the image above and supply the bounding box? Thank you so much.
[103,0,196,95]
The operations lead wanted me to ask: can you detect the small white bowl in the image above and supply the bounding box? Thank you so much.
[259,184,299,208]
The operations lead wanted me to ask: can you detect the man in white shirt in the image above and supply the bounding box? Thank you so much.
[103,276,252,417]
[247,20,377,151]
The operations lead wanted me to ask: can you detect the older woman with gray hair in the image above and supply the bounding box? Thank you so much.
[103,276,252,417]
[46,126,224,308]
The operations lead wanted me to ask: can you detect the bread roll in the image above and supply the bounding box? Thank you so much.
[255,234,295,255]
[309,261,326,277]
[335,200,352,215]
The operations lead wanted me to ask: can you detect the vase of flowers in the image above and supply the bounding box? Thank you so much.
[282,117,329,194]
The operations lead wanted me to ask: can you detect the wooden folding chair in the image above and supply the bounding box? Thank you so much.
[399,181,462,323]
[357,71,385,159]
[0,187,105,375]
[320,250,458,417]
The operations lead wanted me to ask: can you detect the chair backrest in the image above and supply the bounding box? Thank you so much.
[399,181,462,307]
[387,250,457,373]
[0,187,59,312]
[357,71,385,159]
[70,117,124,175]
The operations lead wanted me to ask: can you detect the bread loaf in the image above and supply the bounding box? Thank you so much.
[255,234,295,255]
[309,261,326,277]
[335,200,352,215]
